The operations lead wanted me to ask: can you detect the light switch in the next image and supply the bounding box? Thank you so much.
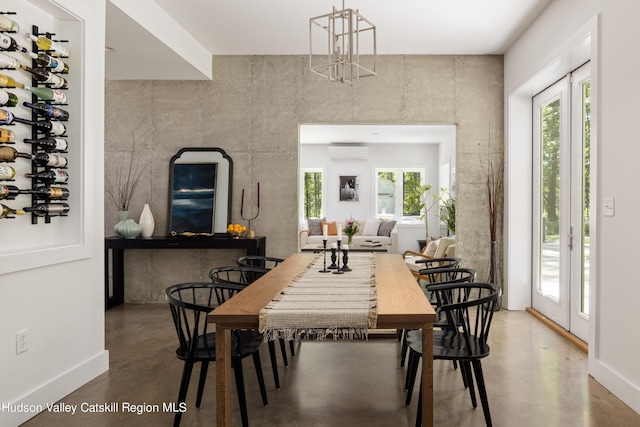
[603,197,614,217]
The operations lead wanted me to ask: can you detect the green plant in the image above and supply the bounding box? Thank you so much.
[438,190,455,235]
[406,183,438,241]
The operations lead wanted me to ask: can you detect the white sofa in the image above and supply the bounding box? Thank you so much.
[299,218,398,253]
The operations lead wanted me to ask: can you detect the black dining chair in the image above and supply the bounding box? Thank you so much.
[407,282,501,427]
[237,255,284,270]
[209,265,289,390]
[400,267,477,370]
[165,282,268,427]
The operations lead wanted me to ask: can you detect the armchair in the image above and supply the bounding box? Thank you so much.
[402,236,456,278]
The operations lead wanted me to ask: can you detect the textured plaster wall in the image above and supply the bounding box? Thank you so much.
[105,55,503,303]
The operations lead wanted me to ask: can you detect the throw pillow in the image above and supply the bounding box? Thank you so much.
[422,240,439,257]
[377,220,397,237]
[307,217,326,235]
[321,221,338,236]
[362,219,382,236]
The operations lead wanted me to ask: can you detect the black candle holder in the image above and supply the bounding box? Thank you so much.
[319,239,330,273]
[333,239,344,274]
[328,245,338,269]
[340,246,351,272]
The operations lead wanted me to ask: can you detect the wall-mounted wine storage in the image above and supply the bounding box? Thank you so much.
[0,12,71,223]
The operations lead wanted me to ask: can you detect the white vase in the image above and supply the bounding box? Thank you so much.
[138,204,155,238]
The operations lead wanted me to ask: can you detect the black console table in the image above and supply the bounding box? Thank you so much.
[105,236,267,310]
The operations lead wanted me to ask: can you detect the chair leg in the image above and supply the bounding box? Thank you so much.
[252,351,268,406]
[405,350,420,406]
[415,374,423,427]
[472,360,493,427]
[288,340,296,357]
[232,358,249,427]
[278,338,289,367]
[400,329,409,367]
[267,341,280,389]
[462,361,477,408]
[195,361,209,408]
[174,361,194,427]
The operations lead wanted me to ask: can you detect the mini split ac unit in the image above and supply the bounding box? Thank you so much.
[328,145,369,160]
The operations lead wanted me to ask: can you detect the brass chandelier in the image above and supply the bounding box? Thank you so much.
[309,1,377,84]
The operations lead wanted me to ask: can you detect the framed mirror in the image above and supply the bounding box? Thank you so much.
[167,148,233,236]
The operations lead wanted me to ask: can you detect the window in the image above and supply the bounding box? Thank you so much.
[301,169,323,219]
[376,168,425,221]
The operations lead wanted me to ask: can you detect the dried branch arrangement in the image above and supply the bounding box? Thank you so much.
[105,136,146,211]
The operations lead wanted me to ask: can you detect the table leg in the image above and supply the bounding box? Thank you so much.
[216,325,232,426]
[421,324,434,427]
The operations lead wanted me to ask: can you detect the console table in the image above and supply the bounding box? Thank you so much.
[104,236,266,310]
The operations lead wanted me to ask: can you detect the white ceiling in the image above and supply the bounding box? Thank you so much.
[105,0,553,80]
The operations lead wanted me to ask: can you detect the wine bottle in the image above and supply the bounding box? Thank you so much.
[23,202,69,216]
[23,137,67,151]
[24,169,68,184]
[0,73,24,88]
[23,186,69,200]
[26,51,68,73]
[0,107,13,124]
[12,117,66,136]
[0,145,30,162]
[0,33,20,51]
[0,183,19,198]
[0,203,25,218]
[0,16,20,33]
[23,86,66,104]
[19,65,67,89]
[31,152,67,168]
[25,33,69,57]
[23,102,69,120]
[0,128,15,143]
[0,52,20,69]
[0,89,17,106]
[0,164,15,180]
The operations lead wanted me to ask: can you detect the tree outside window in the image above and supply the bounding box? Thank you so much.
[303,170,323,218]
[376,168,425,221]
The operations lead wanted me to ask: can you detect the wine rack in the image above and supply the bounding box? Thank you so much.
[0,15,71,223]
[27,24,69,224]
[0,11,19,219]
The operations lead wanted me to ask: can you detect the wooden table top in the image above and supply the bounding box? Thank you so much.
[208,252,435,329]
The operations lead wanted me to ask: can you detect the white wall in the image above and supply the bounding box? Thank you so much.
[505,0,640,415]
[300,142,440,236]
[0,1,107,425]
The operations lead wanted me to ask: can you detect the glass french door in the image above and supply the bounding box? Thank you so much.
[532,63,591,342]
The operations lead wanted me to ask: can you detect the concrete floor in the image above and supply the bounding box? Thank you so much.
[22,304,640,427]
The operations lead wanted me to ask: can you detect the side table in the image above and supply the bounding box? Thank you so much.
[105,236,266,310]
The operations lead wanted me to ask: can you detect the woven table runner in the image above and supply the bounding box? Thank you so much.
[258,252,377,340]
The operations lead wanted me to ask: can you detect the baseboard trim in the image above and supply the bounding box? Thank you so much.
[1,350,109,427]
[526,307,588,353]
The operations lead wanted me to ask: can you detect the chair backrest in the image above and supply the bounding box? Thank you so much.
[430,282,501,356]
[418,267,475,285]
[417,257,461,271]
[237,255,285,270]
[209,265,270,287]
[165,282,245,358]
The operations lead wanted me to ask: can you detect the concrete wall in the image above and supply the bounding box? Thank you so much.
[105,54,503,303]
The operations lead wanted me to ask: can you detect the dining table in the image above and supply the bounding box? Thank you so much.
[207,252,436,426]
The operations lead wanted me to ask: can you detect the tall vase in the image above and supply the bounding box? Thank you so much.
[114,211,128,237]
[138,204,155,238]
